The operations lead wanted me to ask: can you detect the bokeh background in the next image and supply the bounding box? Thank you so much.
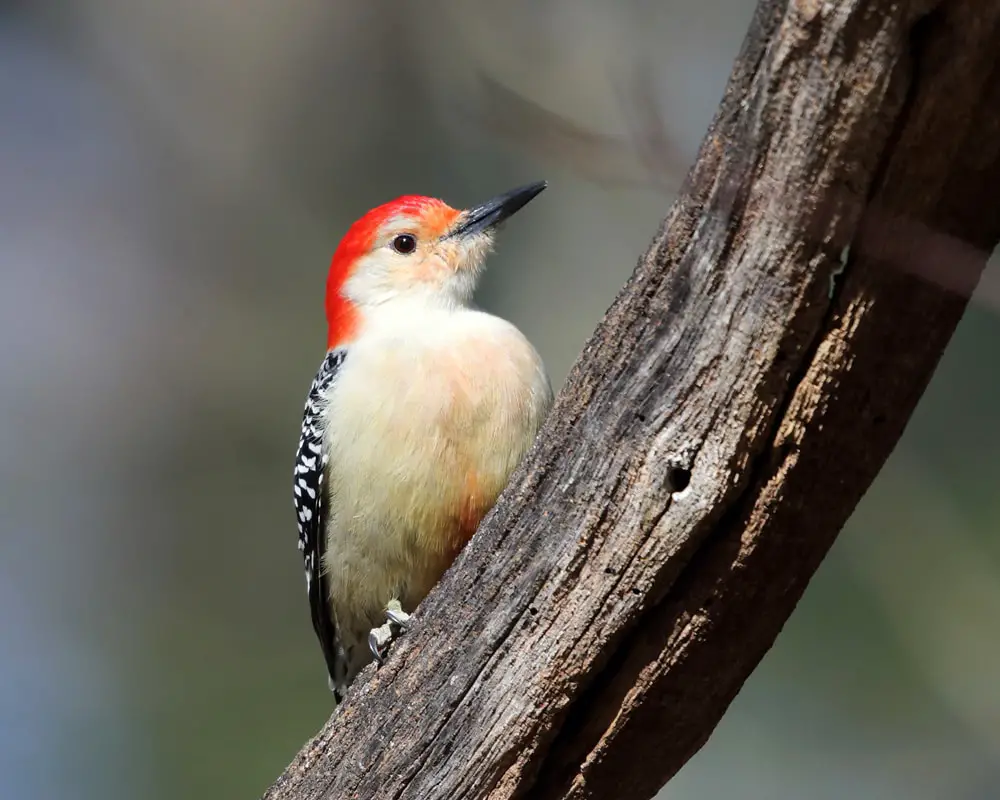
[2,1,999,798]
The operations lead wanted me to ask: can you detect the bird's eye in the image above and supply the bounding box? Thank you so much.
[391,234,417,255]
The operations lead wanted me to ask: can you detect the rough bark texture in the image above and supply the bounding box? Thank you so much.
[264,2,1000,799]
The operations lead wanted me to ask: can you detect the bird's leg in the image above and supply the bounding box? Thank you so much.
[368,598,412,665]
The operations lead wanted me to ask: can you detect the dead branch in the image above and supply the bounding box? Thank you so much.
[263,2,1000,798]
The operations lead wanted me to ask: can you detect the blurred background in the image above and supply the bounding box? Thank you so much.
[1,1,998,798]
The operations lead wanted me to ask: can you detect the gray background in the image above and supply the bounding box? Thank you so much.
[2,2,999,798]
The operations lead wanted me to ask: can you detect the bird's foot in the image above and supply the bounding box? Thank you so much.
[385,598,411,629]
[368,599,411,665]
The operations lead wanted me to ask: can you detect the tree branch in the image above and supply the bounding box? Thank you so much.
[264,1,1000,798]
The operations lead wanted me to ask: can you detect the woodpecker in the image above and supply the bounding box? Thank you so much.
[293,181,553,701]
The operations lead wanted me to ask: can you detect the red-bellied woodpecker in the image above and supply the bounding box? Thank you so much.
[293,181,553,701]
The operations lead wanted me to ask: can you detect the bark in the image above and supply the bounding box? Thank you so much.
[263,2,1000,799]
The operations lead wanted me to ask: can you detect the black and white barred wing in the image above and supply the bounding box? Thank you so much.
[293,349,345,689]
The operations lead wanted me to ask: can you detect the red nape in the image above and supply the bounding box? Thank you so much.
[325,195,454,350]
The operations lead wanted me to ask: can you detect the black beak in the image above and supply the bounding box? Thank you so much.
[448,181,547,239]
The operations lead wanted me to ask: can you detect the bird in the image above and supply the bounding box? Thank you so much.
[292,181,553,702]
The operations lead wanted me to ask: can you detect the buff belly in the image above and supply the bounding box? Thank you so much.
[319,309,552,666]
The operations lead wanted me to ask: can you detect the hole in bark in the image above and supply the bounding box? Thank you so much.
[667,466,691,493]
[775,441,793,463]
[529,606,538,615]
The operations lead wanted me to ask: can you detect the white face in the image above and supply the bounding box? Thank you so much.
[343,212,496,309]
[333,183,545,321]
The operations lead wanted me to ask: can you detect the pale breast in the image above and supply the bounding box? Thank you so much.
[320,308,552,634]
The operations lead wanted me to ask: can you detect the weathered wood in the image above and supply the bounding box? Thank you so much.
[263,2,1000,799]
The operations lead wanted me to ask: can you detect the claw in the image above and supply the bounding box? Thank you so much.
[369,623,393,664]
[385,598,411,630]
[368,599,412,666]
